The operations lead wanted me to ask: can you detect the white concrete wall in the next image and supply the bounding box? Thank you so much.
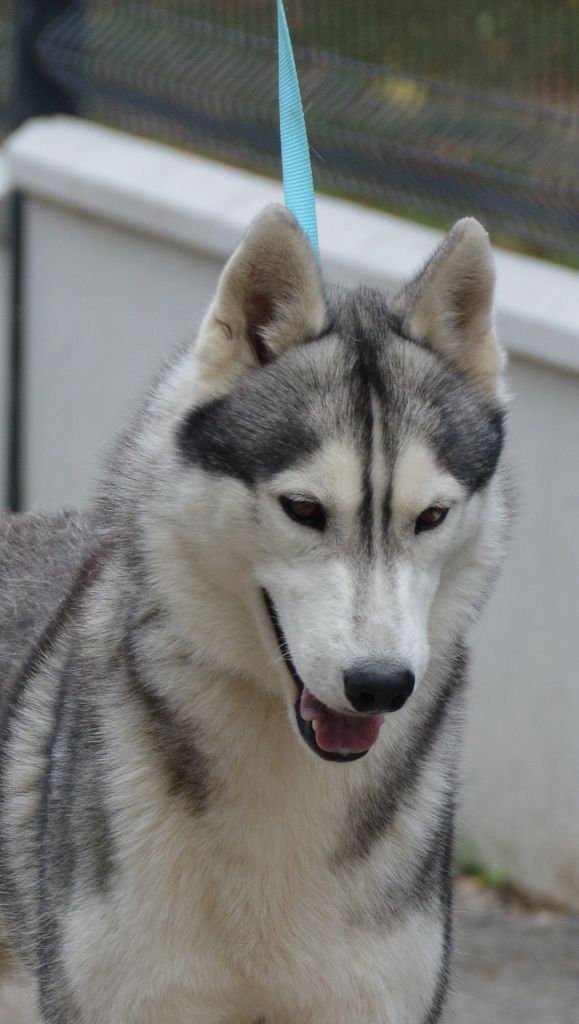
[4,117,579,909]
[461,356,579,907]
[21,198,222,507]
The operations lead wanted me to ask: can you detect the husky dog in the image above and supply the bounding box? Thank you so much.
[0,206,509,1024]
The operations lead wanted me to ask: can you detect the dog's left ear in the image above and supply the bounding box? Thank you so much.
[196,205,326,385]
[394,218,505,399]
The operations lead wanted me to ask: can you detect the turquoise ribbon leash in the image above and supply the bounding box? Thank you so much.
[277,0,320,260]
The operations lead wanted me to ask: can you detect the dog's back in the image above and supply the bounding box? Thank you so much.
[0,512,87,688]
[0,512,89,1020]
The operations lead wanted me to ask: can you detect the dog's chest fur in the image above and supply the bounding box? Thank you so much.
[74,594,451,1022]
[0,532,456,1023]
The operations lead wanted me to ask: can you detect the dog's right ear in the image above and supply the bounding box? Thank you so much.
[195,205,326,386]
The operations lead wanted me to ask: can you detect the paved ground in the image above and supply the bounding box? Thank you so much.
[451,878,579,1023]
[1,879,577,1022]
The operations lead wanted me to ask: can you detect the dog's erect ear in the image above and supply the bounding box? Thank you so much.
[196,205,326,384]
[394,218,505,399]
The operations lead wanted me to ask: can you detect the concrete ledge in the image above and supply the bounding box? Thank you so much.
[6,116,579,375]
[3,116,579,909]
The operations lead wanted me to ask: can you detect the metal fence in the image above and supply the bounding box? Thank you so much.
[7,1,579,260]
[0,0,13,136]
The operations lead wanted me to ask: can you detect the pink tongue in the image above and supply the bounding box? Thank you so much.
[300,689,384,755]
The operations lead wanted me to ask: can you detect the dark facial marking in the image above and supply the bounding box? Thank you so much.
[330,285,505,500]
[177,370,319,485]
[346,310,385,557]
[179,284,503,527]
[428,381,505,494]
[382,479,393,545]
[360,453,374,555]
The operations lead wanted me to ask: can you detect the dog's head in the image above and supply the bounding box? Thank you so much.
[137,206,508,762]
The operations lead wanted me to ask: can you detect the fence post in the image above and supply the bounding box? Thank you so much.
[13,0,81,129]
[7,1,82,510]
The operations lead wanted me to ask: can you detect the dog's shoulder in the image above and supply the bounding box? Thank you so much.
[0,510,89,684]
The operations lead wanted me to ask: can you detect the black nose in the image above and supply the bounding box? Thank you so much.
[344,663,415,714]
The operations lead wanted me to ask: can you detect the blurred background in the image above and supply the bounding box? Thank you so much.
[0,3,578,1019]
[3,1,579,261]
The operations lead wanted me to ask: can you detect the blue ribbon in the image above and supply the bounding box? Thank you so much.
[277,0,320,260]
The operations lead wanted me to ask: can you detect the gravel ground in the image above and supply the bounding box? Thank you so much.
[1,880,577,1023]
[451,878,579,1024]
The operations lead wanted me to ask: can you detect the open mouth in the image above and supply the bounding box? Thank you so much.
[263,590,383,763]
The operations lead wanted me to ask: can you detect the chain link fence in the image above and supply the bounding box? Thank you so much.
[6,1,579,260]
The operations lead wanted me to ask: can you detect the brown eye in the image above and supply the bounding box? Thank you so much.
[415,506,449,534]
[280,495,326,530]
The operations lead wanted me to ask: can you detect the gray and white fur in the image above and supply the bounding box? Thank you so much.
[0,206,510,1023]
